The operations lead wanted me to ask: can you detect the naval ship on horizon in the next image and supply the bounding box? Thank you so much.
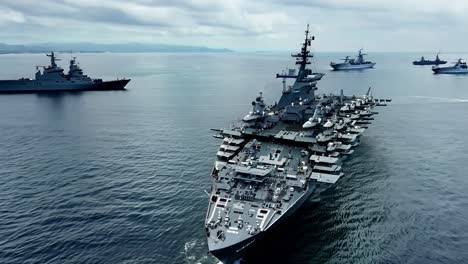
[205,25,390,263]
[413,53,447,66]
[0,52,130,93]
[432,59,468,74]
[330,49,376,70]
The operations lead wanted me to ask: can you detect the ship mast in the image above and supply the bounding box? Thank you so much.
[46,52,60,68]
[291,24,314,78]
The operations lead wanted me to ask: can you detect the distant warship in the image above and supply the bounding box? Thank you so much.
[413,53,447,65]
[0,52,130,93]
[432,59,468,74]
[205,26,390,263]
[330,49,375,70]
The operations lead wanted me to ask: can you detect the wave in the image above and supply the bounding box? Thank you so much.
[408,96,468,103]
[183,239,221,264]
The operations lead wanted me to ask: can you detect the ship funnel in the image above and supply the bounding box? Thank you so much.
[340,89,344,105]
[243,92,266,122]
[253,92,265,114]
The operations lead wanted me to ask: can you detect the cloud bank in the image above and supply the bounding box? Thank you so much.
[1,0,467,51]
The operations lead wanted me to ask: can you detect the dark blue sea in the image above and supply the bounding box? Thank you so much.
[1,52,468,264]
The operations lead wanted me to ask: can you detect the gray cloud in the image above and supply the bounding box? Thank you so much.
[0,0,467,51]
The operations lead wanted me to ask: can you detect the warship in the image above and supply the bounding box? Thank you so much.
[0,52,130,93]
[205,25,390,263]
[330,49,375,70]
[432,59,468,74]
[413,53,447,65]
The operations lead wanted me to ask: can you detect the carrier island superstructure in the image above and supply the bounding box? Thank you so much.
[205,25,390,263]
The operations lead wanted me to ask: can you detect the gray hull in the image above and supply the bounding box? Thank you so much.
[330,62,375,70]
[432,67,468,74]
[0,79,130,93]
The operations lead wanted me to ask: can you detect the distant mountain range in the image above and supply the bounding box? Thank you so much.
[0,43,232,54]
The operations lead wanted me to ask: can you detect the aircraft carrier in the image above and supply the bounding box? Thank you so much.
[205,25,390,263]
[0,52,129,93]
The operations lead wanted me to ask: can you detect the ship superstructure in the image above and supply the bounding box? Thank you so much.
[0,52,130,93]
[205,25,390,263]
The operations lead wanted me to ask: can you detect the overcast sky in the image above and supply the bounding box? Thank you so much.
[1,0,468,51]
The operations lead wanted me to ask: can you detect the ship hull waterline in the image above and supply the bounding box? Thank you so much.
[432,68,468,74]
[330,63,376,71]
[0,79,130,93]
[413,61,447,66]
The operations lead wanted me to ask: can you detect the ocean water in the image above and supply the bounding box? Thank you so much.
[1,52,468,264]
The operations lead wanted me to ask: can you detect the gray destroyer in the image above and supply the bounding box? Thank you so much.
[413,53,447,65]
[205,26,390,263]
[330,49,376,70]
[0,52,130,93]
[432,59,468,74]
